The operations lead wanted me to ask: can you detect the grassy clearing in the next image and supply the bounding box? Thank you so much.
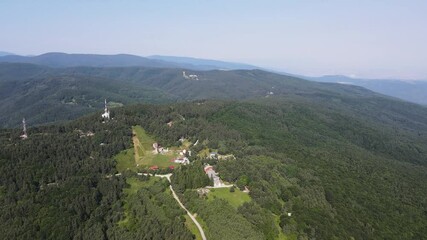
[132,125,180,169]
[207,188,251,209]
[142,152,178,168]
[181,139,192,148]
[184,215,202,240]
[132,125,153,151]
[108,101,124,108]
[197,148,211,158]
[124,177,158,195]
[115,148,136,172]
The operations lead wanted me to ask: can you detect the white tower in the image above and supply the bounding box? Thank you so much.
[20,118,28,139]
[101,99,110,120]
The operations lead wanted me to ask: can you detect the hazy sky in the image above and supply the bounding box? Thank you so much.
[1,0,426,79]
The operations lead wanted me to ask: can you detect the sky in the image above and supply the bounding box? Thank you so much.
[1,0,426,80]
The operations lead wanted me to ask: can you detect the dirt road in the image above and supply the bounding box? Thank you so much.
[157,174,207,240]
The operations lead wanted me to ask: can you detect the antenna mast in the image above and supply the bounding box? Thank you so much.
[21,118,28,139]
[101,99,110,120]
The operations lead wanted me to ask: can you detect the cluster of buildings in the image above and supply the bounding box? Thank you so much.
[182,71,199,80]
[152,142,169,154]
[77,129,95,138]
[151,142,191,166]
[172,149,190,165]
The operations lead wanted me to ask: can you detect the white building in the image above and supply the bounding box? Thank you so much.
[204,164,223,187]
[20,118,28,139]
[174,157,190,165]
[101,99,110,119]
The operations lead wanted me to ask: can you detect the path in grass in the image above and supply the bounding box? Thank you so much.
[132,128,141,163]
[170,182,207,240]
[185,215,203,240]
[159,174,207,240]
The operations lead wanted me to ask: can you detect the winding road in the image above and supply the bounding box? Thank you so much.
[156,174,207,240]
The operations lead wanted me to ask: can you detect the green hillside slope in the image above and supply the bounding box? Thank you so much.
[1,93,426,239]
[124,98,427,239]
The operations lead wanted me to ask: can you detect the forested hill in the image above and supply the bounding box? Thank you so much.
[0,93,426,239]
[0,62,390,128]
[0,52,258,70]
[0,52,183,68]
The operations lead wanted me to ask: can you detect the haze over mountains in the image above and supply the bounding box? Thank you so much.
[147,55,259,70]
[309,75,427,106]
[1,52,426,106]
[0,52,259,71]
[0,51,15,56]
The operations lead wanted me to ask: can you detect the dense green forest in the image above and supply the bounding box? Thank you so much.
[0,109,194,239]
[0,115,130,239]
[1,91,426,239]
[126,97,427,239]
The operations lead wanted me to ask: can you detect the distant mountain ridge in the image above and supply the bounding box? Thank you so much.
[0,62,388,127]
[148,55,259,70]
[0,52,261,71]
[0,52,182,68]
[0,51,15,56]
[1,52,427,105]
[308,75,427,105]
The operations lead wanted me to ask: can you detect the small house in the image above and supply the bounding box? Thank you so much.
[174,157,190,165]
[149,165,159,171]
[209,152,218,159]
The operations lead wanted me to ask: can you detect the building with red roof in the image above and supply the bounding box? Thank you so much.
[149,165,159,171]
